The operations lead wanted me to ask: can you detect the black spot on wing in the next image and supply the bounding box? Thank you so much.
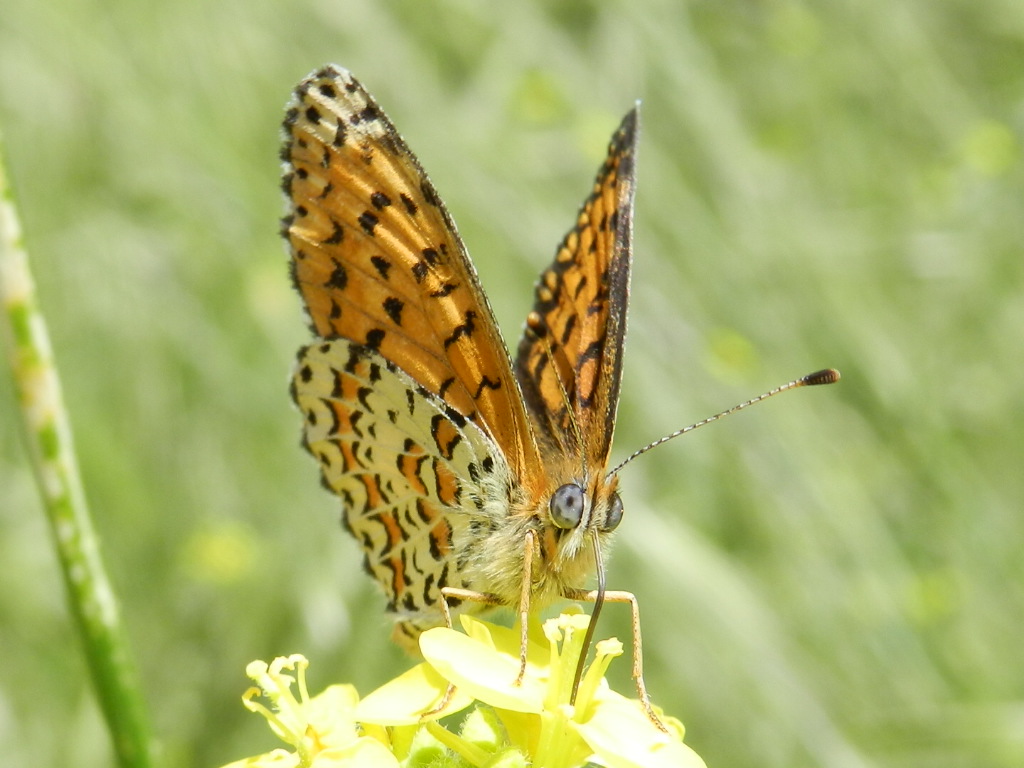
[326,263,348,290]
[473,375,502,399]
[365,328,385,350]
[371,255,392,279]
[359,211,379,235]
[443,310,476,348]
[322,220,344,245]
[383,296,404,324]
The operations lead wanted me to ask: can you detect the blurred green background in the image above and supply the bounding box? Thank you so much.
[2,1,1022,766]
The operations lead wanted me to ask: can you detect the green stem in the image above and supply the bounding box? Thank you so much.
[424,720,491,767]
[0,134,154,767]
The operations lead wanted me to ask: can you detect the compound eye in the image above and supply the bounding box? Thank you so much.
[549,483,585,529]
[602,492,624,531]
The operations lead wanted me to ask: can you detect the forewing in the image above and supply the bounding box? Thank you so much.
[292,339,510,628]
[282,65,539,482]
[515,109,638,466]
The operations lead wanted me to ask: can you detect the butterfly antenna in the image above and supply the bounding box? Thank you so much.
[607,368,840,478]
[570,533,606,705]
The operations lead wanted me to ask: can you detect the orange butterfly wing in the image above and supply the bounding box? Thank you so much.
[515,109,638,472]
[282,66,540,485]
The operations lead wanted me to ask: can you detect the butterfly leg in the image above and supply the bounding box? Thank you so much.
[563,587,668,733]
[513,529,539,685]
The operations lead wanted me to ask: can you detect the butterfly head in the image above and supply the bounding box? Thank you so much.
[541,472,623,566]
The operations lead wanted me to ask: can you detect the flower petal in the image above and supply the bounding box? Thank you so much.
[573,692,706,768]
[420,627,546,713]
[217,748,298,767]
[304,684,361,749]
[356,662,473,725]
[314,738,402,768]
[459,615,549,668]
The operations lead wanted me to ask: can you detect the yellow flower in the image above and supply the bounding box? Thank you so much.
[418,611,706,768]
[219,654,400,768]
[220,612,706,768]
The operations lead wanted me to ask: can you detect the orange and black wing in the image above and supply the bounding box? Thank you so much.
[282,65,540,483]
[514,108,638,469]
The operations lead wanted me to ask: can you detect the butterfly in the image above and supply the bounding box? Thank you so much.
[282,65,677,727]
